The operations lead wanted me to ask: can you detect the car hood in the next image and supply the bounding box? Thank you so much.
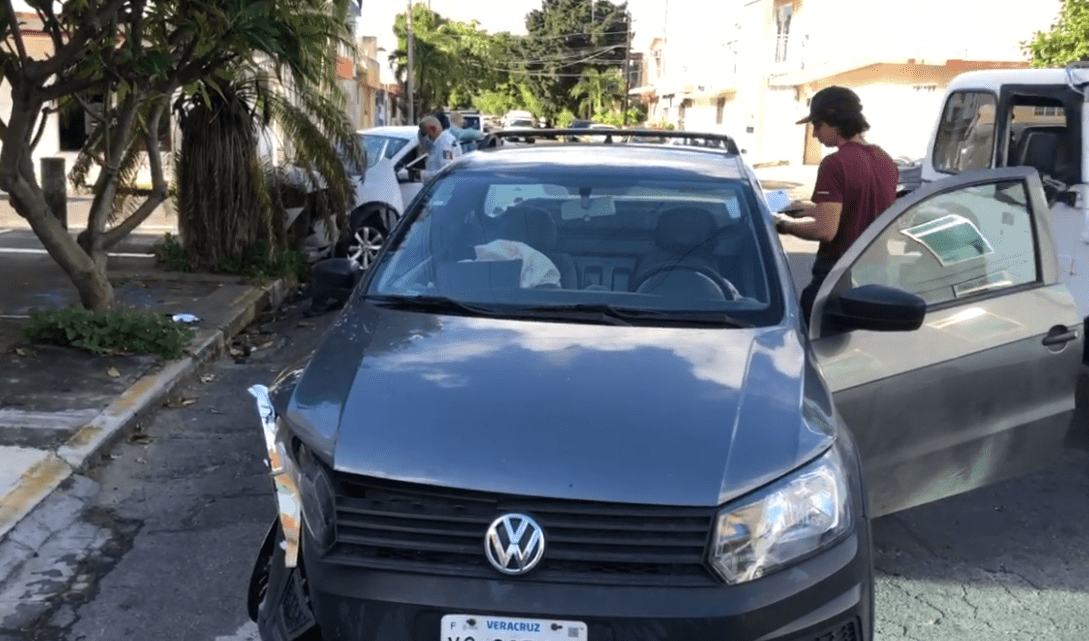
[285,304,834,507]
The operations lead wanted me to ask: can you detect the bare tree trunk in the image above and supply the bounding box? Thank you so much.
[0,84,116,311]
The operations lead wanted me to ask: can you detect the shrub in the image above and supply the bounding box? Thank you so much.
[24,307,195,360]
[154,233,310,283]
[155,233,192,272]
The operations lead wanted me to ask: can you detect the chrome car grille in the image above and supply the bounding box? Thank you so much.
[324,474,719,586]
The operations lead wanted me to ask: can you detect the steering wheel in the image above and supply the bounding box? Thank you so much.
[632,263,740,300]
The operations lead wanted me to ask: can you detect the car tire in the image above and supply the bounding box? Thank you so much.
[337,207,388,271]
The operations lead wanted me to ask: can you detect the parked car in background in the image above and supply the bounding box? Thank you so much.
[249,128,1083,641]
[502,109,536,129]
[335,125,478,270]
[333,126,427,271]
[459,110,482,131]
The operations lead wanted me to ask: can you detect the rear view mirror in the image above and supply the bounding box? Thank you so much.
[826,284,926,332]
[560,196,616,220]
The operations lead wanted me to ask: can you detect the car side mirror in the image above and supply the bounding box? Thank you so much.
[308,257,361,313]
[825,284,926,332]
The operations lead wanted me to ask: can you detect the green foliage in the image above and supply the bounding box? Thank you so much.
[24,307,195,360]
[590,106,646,127]
[474,89,517,116]
[155,233,192,272]
[553,109,576,127]
[572,68,623,119]
[172,0,357,276]
[154,233,310,282]
[0,0,360,312]
[1026,0,1089,67]
[213,242,311,283]
[390,1,630,123]
[390,5,505,115]
[517,0,630,121]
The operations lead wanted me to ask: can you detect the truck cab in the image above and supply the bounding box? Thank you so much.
[919,66,1089,316]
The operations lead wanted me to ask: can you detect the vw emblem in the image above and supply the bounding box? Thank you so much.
[484,513,545,575]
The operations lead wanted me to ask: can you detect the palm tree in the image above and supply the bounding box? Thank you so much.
[571,68,623,120]
[172,0,361,272]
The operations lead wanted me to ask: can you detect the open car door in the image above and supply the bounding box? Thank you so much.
[811,167,1082,517]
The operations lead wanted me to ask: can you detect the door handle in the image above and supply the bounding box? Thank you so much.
[1042,326,1079,347]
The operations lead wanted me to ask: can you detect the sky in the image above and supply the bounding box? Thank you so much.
[360,0,674,82]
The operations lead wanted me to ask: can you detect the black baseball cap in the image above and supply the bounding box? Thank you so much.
[796,86,863,125]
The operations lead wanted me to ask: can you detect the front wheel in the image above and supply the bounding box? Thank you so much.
[338,208,389,271]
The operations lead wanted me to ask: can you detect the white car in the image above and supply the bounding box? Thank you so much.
[501,109,536,129]
[333,126,431,270]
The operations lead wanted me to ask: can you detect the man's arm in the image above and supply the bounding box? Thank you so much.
[778,156,843,242]
[777,202,842,242]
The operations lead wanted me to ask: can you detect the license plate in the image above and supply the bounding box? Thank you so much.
[441,614,588,641]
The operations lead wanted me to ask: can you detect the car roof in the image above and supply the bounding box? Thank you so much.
[946,68,1080,91]
[456,144,748,181]
[358,126,419,140]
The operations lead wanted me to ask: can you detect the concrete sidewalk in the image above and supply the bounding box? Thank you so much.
[0,217,289,588]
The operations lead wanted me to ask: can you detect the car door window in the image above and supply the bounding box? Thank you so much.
[848,180,1037,306]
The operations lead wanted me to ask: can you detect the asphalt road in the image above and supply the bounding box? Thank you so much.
[0,291,338,641]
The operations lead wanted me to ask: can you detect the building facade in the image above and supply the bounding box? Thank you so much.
[634,0,1062,165]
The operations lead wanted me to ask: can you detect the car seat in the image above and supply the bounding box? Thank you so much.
[634,207,721,284]
[494,206,578,288]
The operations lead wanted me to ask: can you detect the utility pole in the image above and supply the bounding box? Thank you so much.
[621,13,632,125]
[406,0,415,123]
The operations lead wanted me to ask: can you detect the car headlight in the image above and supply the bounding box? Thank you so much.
[709,446,852,585]
[296,443,337,551]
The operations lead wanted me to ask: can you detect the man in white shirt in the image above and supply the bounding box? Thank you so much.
[419,115,462,181]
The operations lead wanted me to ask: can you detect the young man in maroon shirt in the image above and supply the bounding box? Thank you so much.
[776,85,899,324]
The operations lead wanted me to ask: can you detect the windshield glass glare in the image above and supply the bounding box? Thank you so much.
[359,134,410,168]
[367,170,784,326]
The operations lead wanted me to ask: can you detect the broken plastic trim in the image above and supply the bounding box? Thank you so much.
[249,384,302,568]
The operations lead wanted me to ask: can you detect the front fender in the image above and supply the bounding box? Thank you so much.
[354,158,403,214]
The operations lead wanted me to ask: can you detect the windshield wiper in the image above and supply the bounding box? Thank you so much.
[364,294,505,317]
[521,304,753,328]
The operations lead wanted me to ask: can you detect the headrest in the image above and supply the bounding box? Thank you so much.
[497,206,558,250]
[655,207,718,252]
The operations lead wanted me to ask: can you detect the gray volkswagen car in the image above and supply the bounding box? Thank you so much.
[247,130,1083,641]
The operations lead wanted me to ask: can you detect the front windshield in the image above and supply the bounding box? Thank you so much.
[359,134,410,168]
[367,169,784,326]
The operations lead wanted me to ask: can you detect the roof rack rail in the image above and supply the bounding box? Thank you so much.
[478,128,741,155]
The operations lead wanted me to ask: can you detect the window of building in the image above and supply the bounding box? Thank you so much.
[774,5,793,63]
[58,95,171,153]
[933,91,997,174]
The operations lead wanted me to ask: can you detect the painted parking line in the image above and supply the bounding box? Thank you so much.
[0,247,154,258]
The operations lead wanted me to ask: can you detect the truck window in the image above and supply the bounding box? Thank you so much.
[1006,98,1072,185]
[933,91,998,175]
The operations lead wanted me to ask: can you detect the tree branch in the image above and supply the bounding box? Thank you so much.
[31,0,127,82]
[1,0,29,62]
[101,93,172,249]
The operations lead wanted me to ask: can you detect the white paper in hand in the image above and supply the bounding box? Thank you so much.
[764,189,792,213]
